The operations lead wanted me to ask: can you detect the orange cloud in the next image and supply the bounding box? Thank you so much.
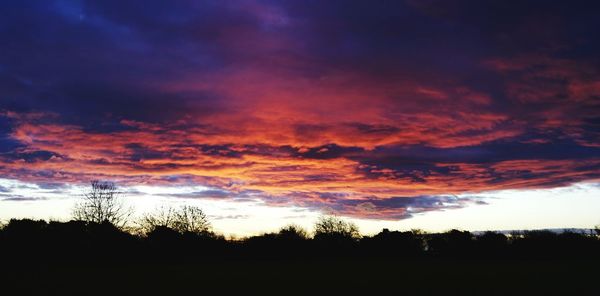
[2,110,599,220]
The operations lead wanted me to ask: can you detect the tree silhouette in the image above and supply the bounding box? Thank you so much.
[314,215,360,239]
[363,228,425,257]
[139,205,211,235]
[426,229,474,256]
[278,224,308,240]
[138,205,177,234]
[72,180,131,227]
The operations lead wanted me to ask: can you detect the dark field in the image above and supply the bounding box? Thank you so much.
[2,219,600,295]
[3,259,598,295]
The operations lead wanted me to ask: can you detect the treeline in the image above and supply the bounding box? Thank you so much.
[2,218,600,264]
[3,181,600,264]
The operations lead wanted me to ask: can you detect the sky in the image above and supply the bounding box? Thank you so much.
[1,0,599,236]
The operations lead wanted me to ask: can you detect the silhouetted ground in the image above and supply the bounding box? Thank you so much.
[1,219,599,295]
[3,258,598,295]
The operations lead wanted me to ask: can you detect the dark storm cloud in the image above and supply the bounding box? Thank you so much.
[2,0,599,125]
[294,144,363,160]
[0,0,227,124]
[0,116,21,153]
[359,137,600,167]
[252,190,486,220]
[1,149,64,164]
[161,189,260,203]
[353,137,600,188]
[407,0,600,56]
[338,195,487,219]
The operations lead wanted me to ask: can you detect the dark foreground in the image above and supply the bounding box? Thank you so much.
[3,258,598,295]
[2,219,600,295]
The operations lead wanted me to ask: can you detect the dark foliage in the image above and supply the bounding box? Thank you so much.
[2,219,600,264]
[2,220,600,295]
[360,228,425,258]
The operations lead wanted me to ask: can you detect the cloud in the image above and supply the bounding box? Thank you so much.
[0,193,46,202]
[210,214,251,221]
[0,111,599,219]
[159,189,258,203]
[0,1,599,219]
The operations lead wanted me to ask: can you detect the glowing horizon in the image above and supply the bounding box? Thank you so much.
[1,177,599,237]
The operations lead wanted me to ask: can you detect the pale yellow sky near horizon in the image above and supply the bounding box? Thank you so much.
[1,178,599,237]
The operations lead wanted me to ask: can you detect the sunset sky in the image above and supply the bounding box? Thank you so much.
[1,0,599,236]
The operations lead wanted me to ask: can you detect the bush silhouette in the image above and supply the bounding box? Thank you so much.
[426,229,475,257]
[475,231,508,257]
[242,225,311,258]
[278,224,309,241]
[139,205,211,235]
[362,229,425,258]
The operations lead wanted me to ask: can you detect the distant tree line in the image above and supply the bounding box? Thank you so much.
[2,181,600,263]
[2,217,600,264]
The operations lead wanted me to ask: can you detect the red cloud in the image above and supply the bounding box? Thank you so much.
[2,109,599,220]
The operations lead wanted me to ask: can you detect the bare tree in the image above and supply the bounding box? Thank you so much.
[314,215,360,239]
[139,205,211,235]
[72,180,131,227]
[138,205,177,234]
[172,205,211,234]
